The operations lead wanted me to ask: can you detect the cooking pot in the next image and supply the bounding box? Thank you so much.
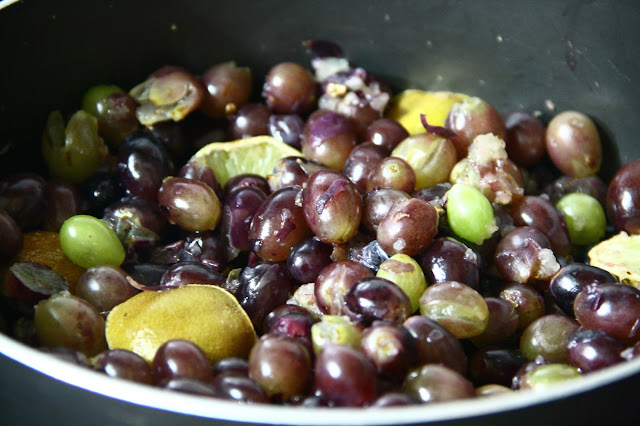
[1,0,639,424]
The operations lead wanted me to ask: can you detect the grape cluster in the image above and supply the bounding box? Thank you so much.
[1,40,640,409]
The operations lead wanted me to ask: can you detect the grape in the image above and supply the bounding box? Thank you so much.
[116,129,173,201]
[446,183,497,245]
[268,114,305,149]
[178,159,222,197]
[444,96,507,158]
[366,156,416,194]
[520,314,580,362]
[210,374,269,403]
[200,61,252,118]
[0,209,22,258]
[266,310,316,354]
[376,197,438,257]
[573,283,640,345]
[556,193,606,245]
[248,334,312,401]
[366,118,409,152]
[179,231,227,271]
[469,297,520,347]
[81,84,138,149]
[228,103,271,139]
[268,156,327,193]
[0,173,47,230]
[498,281,546,331]
[164,377,220,397]
[82,172,124,217]
[224,174,270,198]
[213,357,250,377]
[517,363,582,390]
[42,110,108,183]
[314,343,378,407]
[263,62,317,115]
[567,329,626,373]
[494,226,559,284]
[376,253,428,313]
[42,179,82,232]
[549,263,616,317]
[130,66,204,125]
[93,349,155,385]
[419,281,489,339]
[287,237,334,284]
[361,188,411,234]
[469,347,527,387]
[342,142,389,192]
[360,320,416,380]
[503,111,545,167]
[301,170,362,245]
[545,110,602,178]
[75,265,138,313]
[606,159,640,234]
[419,237,480,291]
[248,186,313,262]
[301,110,357,170]
[160,261,225,288]
[390,132,457,190]
[157,176,221,232]
[152,339,214,385]
[102,196,167,258]
[403,364,476,403]
[403,315,468,375]
[220,186,267,260]
[344,277,412,325]
[508,195,571,256]
[310,315,363,354]
[236,262,293,331]
[34,292,107,356]
[315,260,374,315]
[59,215,126,269]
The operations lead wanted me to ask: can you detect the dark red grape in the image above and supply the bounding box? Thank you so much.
[268,114,305,149]
[301,110,357,170]
[314,343,378,407]
[366,156,416,194]
[344,277,412,325]
[302,170,362,245]
[116,130,173,201]
[366,118,409,152]
[220,186,268,260]
[152,339,214,385]
[248,334,312,401]
[268,156,327,193]
[341,142,389,192]
[263,62,317,115]
[200,61,252,118]
[0,173,47,230]
[236,262,293,331]
[403,364,476,403]
[606,159,640,234]
[314,260,374,315]
[376,197,438,256]
[469,347,528,387]
[249,186,313,262]
[287,237,334,284]
[75,265,139,313]
[573,283,640,345]
[0,209,22,258]
[503,111,546,167]
[549,263,616,317]
[567,328,626,373]
[419,237,480,291]
[93,349,155,385]
[228,103,271,139]
[360,320,416,380]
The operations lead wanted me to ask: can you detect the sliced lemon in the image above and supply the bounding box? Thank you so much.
[190,135,302,187]
[588,232,640,287]
[105,284,257,363]
[385,89,470,134]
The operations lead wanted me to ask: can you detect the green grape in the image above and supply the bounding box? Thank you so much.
[376,253,427,313]
[42,110,108,183]
[81,84,124,116]
[520,364,582,390]
[310,315,362,354]
[556,193,606,245]
[446,183,497,244]
[59,215,126,269]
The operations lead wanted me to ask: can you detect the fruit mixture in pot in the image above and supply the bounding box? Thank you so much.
[1,40,639,407]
